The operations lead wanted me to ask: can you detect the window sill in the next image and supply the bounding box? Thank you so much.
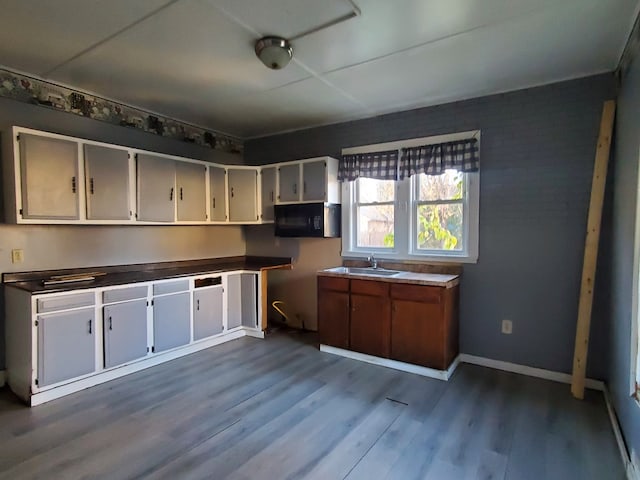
[342,251,477,265]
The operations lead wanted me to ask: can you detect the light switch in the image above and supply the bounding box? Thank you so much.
[11,249,24,263]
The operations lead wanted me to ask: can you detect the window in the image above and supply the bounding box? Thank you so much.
[341,132,479,263]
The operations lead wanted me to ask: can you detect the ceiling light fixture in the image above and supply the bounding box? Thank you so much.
[254,36,293,70]
[254,0,361,70]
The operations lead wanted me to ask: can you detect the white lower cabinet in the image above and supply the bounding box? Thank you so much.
[5,270,263,406]
[104,299,148,368]
[153,292,191,352]
[38,307,96,387]
[193,285,224,340]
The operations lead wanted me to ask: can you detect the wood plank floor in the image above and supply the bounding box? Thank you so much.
[0,332,624,480]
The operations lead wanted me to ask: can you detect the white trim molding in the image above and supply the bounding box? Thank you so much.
[604,387,640,480]
[319,344,460,381]
[460,354,605,391]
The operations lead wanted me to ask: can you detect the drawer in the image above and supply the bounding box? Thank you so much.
[103,286,148,304]
[351,279,389,297]
[390,283,441,303]
[153,280,190,296]
[318,276,349,292]
[37,292,95,313]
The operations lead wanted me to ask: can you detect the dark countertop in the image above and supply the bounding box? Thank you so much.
[2,256,292,294]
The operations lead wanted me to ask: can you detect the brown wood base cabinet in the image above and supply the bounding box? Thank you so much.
[318,275,459,371]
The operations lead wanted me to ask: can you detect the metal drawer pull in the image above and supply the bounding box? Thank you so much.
[197,299,200,311]
[180,187,183,200]
[213,197,216,208]
[109,316,113,330]
[71,176,76,193]
[88,319,92,334]
[170,187,174,201]
[90,178,94,194]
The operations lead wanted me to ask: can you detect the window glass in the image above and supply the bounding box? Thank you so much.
[358,178,395,203]
[416,203,463,250]
[418,170,463,201]
[357,205,394,248]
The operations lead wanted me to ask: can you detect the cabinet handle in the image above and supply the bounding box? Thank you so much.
[213,197,216,209]
[90,178,94,194]
[180,187,183,201]
[303,182,307,194]
[231,187,234,198]
[293,183,297,195]
[197,299,200,311]
[71,176,76,193]
[109,316,113,330]
[170,187,174,201]
[88,319,92,334]
[270,191,274,202]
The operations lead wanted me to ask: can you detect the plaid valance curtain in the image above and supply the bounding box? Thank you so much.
[338,150,399,182]
[399,138,479,180]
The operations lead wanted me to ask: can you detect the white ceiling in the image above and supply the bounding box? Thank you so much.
[0,0,637,139]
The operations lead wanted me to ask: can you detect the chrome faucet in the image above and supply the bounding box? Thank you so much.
[368,254,378,269]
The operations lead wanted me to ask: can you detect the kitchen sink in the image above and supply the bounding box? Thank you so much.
[328,266,401,277]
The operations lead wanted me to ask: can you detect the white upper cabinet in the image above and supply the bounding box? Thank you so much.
[18,133,80,220]
[277,163,300,203]
[176,161,207,222]
[137,153,176,222]
[209,166,227,222]
[228,168,258,222]
[84,144,131,221]
[260,166,276,222]
[275,157,340,204]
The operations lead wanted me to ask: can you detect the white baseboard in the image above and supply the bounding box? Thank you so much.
[319,344,460,381]
[459,354,605,391]
[0,370,5,388]
[604,387,640,480]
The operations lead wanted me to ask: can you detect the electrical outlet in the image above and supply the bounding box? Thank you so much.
[501,319,513,335]
[11,249,24,264]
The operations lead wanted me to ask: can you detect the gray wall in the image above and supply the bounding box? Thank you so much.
[0,97,248,370]
[598,55,640,466]
[245,73,615,379]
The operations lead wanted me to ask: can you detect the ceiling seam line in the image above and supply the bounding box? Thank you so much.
[41,0,183,78]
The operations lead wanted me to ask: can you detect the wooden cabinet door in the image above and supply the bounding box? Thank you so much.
[20,133,79,219]
[37,308,96,386]
[350,293,391,358]
[104,299,148,368]
[84,144,130,220]
[137,153,175,222]
[210,166,227,221]
[302,160,326,201]
[153,292,190,352]
[193,286,224,340]
[260,166,276,221]
[176,161,207,221]
[228,169,258,222]
[391,300,444,369]
[318,289,350,349]
[277,163,300,202]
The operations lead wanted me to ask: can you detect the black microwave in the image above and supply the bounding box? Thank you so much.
[274,203,341,238]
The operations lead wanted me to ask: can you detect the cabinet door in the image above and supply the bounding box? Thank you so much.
[104,299,148,368]
[38,308,95,386]
[19,133,79,219]
[210,166,227,221]
[228,169,258,222]
[350,293,391,358]
[176,162,206,221]
[391,300,444,369]
[302,160,326,202]
[84,144,130,220]
[318,289,350,349]
[193,286,224,340]
[137,153,175,222]
[260,166,276,221]
[278,164,300,202]
[227,273,257,329]
[153,292,190,352]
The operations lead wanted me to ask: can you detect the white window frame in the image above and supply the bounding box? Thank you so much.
[341,131,480,263]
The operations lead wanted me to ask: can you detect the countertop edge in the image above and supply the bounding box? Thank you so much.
[317,271,460,288]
